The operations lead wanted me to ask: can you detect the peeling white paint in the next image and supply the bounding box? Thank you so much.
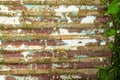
[13,76,25,80]
[63,63,69,68]
[108,36,114,42]
[25,21,32,24]
[21,50,35,61]
[80,30,86,35]
[59,28,69,34]
[27,46,42,50]
[21,0,24,4]
[80,5,98,10]
[1,65,11,71]
[72,75,81,79]
[54,5,79,13]
[20,44,27,49]
[45,46,78,51]
[12,75,39,80]
[74,55,88,58]
[41,0,45,4]
[71,47,78,50]
[0,5,20,25]
[25,57,33,62]
[25,76,39,80]
[99,29,104,33]
[45,46,54,51]
[59,28,79,35]
[3,45,77,51]
[0,33,3,36]
[21,51,33,58]
[60,75,81,80]
[17,29,22,33]
[89,30,95,35]
[51,31,59,35]
[81,16,96,24]
[5,45,17,50]
[27,64,33,69]
[62,39,97,46]
[0,75,6,80]
[60,75,71,80]
[25,5,49,12]
[53,27,56,30]
[66,16,73,23]
[100,40,106,45]
[54,5,79,23]
[52,28,104,36]
[0,40,2,45]
[0,5,15,13]
[0,5,8,12]
[52,64,61,68]
[0,16,20,25]
[99,57,104,62]
[4,44,42,50]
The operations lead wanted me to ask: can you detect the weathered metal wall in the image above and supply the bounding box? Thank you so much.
[0,0,111,80]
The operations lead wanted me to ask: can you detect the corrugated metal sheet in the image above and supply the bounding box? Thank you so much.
[0,0,111,80]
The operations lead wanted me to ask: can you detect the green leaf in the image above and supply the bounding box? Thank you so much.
[106,29,116,36]
[108,0,120,14]
[96,66,109,70]
[109,43,114,48]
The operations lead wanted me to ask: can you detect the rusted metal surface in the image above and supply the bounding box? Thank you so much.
[0,0,111,80]
[0,0,101,5]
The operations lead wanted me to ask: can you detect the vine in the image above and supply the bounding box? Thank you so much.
[98,0,120,80]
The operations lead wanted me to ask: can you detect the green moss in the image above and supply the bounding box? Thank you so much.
[0,58,4,64]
